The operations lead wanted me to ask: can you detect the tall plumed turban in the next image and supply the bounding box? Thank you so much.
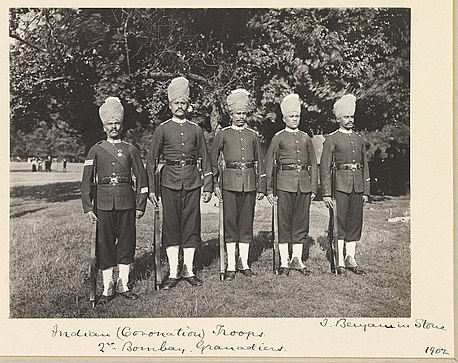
[280,93,301,117]
[99,97,124,124]
[227,89,250,113]
[333,94,356,118]
[167,76,190,103]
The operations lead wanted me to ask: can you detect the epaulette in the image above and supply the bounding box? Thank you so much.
[187,120,199,127]
[353,131,361,136]
[245,127,257,134]
[326,130,339,137]
[221,126,231,131]
[96,140,104,145]
[122,141,131,145]
[274,129,285,136]
[159,119,171,126]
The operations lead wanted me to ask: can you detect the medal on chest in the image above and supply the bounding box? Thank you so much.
[117,149,123,157]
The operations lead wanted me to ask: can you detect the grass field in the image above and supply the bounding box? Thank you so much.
[9,163,411,318]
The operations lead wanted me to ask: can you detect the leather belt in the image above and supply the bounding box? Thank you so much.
[280,164,310,171]
[225,161,255,169]
[98,176,131,185]
[336,163,363,171]
[165,158,197,166]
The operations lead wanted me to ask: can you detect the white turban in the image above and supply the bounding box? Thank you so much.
[280,94,301,117]
[333,94,356,118]
[99,97,124,124]
[167,77,190,103]
[227,89,250,113]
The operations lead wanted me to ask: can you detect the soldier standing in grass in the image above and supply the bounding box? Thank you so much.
[320,94,370,275]
[81,97,148,304]
[265,94,318,276]
[147,77,213,290]
[210,89,266,281]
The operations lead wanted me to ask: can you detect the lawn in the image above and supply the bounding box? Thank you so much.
[9,167,411,318]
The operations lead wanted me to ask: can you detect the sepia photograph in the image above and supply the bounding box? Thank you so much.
[2,1,455,361]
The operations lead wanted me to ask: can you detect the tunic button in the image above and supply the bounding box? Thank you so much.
[352,150,355,153]
[298,159,301,162]
[351,141,354,144]
[295,140,298,143]
[182,153,185,156]
[181,133,184,135]
[241,138,243,141]
[296,149,300,152]
[112,172,116,175]
[112,162,115,165]
[181,142,185,145]
[242,157,245,160]
[241,147,244,150]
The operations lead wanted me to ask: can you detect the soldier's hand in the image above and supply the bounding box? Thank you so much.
[256,192,265,201]
[363,195,369,206]
[311,193,316,201]
[136,210,145,219]
[323,196,333,209]
[86,211,98,223]
[148,192,159,207]
[202,191,212,203]
[214,186,222,200]
[266,194,277,206]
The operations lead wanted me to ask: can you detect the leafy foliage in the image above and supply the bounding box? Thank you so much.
[10,8,410,160]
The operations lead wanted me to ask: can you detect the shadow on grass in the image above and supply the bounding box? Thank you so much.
[10,207,48,219]
[10,182,82,203]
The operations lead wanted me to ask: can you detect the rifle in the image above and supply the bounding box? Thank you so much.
[272,157,280,274]
[218,152,225,281]
[89,174,98,308]
[152,162,162,290]
[328,153,338,274]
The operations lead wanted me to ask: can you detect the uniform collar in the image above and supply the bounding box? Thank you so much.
[172,116,187,124]
[284,126,299,133]
[338,128,353,134]
[231,124,246,131]
[106,139,122,144]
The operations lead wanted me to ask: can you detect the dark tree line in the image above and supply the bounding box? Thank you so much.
[10,8,410,161]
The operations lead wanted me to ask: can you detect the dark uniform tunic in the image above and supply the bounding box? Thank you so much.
[147,118,213,248]
[320,129,370,242]
[81,139,148,270]
[210,125,267,244]
[265,128,318,244]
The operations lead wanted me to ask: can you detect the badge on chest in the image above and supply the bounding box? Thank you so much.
[117,149,123,157]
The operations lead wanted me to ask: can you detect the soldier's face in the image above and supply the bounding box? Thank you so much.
[103,120,123,139]
[338,114,355,130]
[169,99,188,119]
[231,110,247,127]
[283,112,300,129]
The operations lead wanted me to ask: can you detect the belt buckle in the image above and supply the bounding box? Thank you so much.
[180,160,186,167]
[296,165,302,171]
[110,176,118,184]
[350,164,357,171]
[240,162,246,170]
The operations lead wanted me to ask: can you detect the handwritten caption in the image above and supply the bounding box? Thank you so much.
[318,318,450,356]
[51,324,285,355]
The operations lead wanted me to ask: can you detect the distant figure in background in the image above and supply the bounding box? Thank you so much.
[45,155,52,172]
[62,158,67,172]
[37,158,43,172]
[31,157,37,172]
[265,94,318,276]
[81,97,148,305]
[320,94,370,276]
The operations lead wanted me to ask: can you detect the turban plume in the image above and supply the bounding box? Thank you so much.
[280,94,301,117]
[333,94,356,118]
[168,77,190,103]
[227,89,250,113]
[99,97,124,125]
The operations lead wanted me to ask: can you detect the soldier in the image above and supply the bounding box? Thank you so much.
[81,97,148,304]
[210,89,266,281]
[320,94,370,275]
[265,94,318,276]
[147,77,213,290]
